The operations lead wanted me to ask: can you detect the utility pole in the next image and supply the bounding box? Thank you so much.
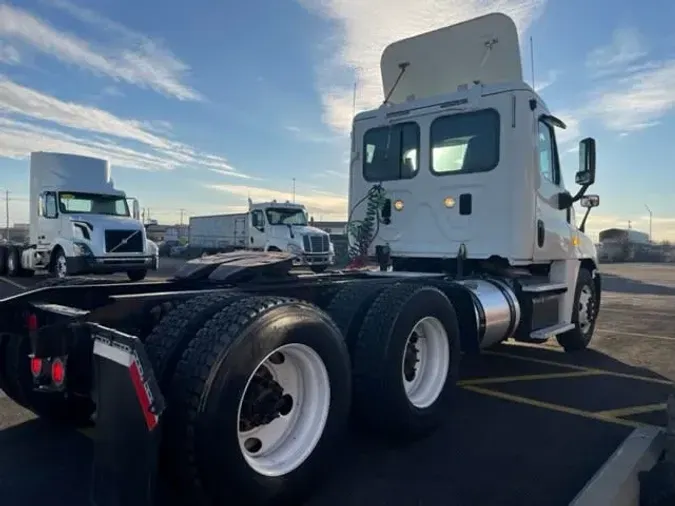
[628,220,632,230]
[179,208,186,226]
[4,189,9,241]
[292,178,296,203]
[645,204,653,242]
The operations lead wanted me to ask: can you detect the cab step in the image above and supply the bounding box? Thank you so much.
[529,322,575,342]
[520,282,567,294]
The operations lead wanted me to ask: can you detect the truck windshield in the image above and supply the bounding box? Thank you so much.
[265,208,308,226]
[58,192,130,216]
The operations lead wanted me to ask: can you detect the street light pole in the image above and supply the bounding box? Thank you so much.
[645,204,653,242]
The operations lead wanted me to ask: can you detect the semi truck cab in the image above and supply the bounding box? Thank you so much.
[248,200,335,272]
[3,152,158,281]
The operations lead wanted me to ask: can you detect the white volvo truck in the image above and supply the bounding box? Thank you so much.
[189,199,335,273]
[0,152,158,281]
[0,13,603,506]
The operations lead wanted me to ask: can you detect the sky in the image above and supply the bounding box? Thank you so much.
[2,0,675,240]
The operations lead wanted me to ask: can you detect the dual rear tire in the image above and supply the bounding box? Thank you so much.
[144,283,460,505]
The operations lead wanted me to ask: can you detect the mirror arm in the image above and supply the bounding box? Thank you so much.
[579,207,592,233]
[572,184,590,203]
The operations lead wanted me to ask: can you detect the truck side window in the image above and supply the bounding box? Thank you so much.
[537,120,561,186]
[251,210,264,230]
[363,122,419,182]
[44,192,58,219]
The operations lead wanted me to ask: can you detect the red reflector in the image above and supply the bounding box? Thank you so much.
[51,359,65,385]
[30,357,42,377]
[26,313,38,331]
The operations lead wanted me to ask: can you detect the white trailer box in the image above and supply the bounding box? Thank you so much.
[189,214,248,250]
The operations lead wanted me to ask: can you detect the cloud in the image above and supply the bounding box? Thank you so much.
[585,60,675,133]
[0,77,247,175]
[0,42,20,65]
[0,2,201,101]
[206,183,348,219]
[586,27,647,77]
[534,69,560,93]
[284,125,343,144]
[297,0,547,134]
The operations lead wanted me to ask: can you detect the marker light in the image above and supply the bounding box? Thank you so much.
[393,199,404,211]
[30,357,43,378]
[443,197,456,208]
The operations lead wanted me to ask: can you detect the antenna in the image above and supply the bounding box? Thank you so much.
[529,36,536,90]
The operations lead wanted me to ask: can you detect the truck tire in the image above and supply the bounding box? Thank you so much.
[325,281,391,350]
[0,334,12,397]
[351,283,460,439]
[2,333,94,426]
[6,246,20,277]
[165,296,351,506]
[127,269,147,282]
[144,292,248,388]
[0,246,7,275]
[556,268,598,352]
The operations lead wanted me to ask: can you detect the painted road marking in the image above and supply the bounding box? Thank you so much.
[485,350,674,386]
[595,328,675,342]
[0,276,27,289]
[459,370,602,386]
[601,307,675,318]
[462,385,648,430]
[595,403,667,419]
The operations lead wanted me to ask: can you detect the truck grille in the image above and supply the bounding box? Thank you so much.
[303,234,329,253]
[105,229,143,253]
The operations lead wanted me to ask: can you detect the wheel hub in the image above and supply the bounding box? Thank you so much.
[239,364,293,432]
[403,331,421,382]
[578,285,594,333]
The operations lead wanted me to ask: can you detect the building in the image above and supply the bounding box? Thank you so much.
[311,220,347,237]
[0,223,29,243]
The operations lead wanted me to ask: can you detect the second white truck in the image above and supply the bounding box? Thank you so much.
[189,199,335,273]
[0,152,159,281]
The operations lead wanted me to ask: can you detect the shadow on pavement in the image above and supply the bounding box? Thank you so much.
[600,273,675,296]
[0,344,669,506]
[0,418,91,506]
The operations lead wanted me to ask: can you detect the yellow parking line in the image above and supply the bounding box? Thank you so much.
[0,276,27,289]
[483,350,674,386]
[459,370,601,386]
[601,307,674,318]
[462,385,645,430]
[595,403,667,419]
[595,329,675,342]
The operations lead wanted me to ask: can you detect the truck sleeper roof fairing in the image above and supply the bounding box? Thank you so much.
[380,12,523,104]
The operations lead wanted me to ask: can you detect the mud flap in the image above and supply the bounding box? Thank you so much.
[89,323,166,506]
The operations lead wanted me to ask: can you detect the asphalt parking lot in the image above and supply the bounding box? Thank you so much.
[1,262,674,506]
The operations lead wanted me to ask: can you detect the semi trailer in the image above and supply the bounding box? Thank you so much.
[0,12,601,506]
[188,199,335,273]
[0,152,159,281]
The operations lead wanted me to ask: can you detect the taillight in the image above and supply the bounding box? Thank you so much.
[26,313,38,331]
[51,358,66,386]
[30,357,43,378]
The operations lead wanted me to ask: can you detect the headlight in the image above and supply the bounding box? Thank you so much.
[288,243,303,254]
[72,242,92,256]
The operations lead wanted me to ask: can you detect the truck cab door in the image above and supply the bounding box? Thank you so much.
[532,118,573,260]
[249,210,266,250]
[38,192,60,246]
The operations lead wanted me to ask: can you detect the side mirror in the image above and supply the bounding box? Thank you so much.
[129,198,140,221]
[580,194,600,208]
[575,137,596,186]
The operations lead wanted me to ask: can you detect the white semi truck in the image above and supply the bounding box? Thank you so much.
[0,13,603,506]
[189,199,335,273]
[0,152,158,281]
